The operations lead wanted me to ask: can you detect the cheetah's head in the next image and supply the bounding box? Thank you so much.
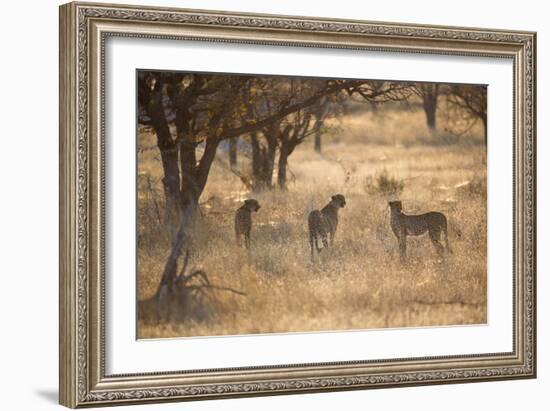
[331,194,346,208]
[388,200,403,212]
[244,199,261,212]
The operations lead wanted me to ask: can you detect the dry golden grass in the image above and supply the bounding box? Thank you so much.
[137,108,487,339]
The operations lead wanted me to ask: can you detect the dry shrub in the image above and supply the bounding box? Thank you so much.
[364,169,405,197]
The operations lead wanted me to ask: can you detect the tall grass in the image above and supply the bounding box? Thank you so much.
[137,108,487,339]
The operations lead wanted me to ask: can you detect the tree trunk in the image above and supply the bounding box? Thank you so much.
[180,136,221,211]
[251,132,276,191]
[265,139,277,189]
[229,137,237,169]
[250,132,263,188]
[421,84,439,132]
[196,137,221,195]
[155,201,195,300]
[173,88,199,211]
[278,145,290,190]
[148,90,181,219]
[422,94,437,131]
[314,129,322,153]
[160,150,181,221]
[179,141,198,208]
[312,116,324,153]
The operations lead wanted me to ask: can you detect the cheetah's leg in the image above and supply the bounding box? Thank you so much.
[309,233,315,261]
[321,233,329,251]
[429,229,445,258]
[398,232,407,263]
[244,231,251,249]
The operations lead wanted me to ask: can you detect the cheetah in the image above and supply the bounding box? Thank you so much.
[388,200,451,263]
[308,194,346,260]
[235,199,261,249]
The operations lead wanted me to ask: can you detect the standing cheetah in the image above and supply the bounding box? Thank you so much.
[235,199,261,249]
[388,200,451,262]
[308,194,346,261]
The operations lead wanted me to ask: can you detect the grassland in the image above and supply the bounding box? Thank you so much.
[137,108,487,339]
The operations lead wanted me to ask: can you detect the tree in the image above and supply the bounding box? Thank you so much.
[138,72,235,220]
[312,97,330,152]
[446,85,488,144]
[250,129,278,191]
[138,72,358,214]
[138,73,369,298]
[274,80,412,189]
[413,83,441,131]
[228,137,238,169]
[277,109,320,189]
[244,77,340,191]
[270,79,414,190]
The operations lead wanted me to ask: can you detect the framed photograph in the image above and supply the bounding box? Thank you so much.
[59,1,536,408]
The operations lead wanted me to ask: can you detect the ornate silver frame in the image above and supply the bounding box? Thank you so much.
[59,1,536,408]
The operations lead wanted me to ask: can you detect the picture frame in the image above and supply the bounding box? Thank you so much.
[59,1,536,408]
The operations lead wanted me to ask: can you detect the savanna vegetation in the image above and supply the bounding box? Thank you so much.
[136,72,487,338]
